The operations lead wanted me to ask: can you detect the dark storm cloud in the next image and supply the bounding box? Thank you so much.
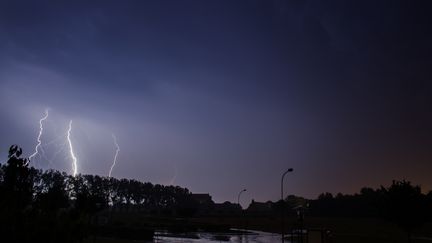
[0,0,431,202]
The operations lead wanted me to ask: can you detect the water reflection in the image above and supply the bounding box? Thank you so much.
[154,229,281,243]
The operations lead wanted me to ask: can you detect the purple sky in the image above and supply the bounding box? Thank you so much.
[1,0,432,205]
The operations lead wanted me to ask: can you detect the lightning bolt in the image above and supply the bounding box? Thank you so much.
[108,133,120,177]
[29,109,49,161]
[67,120,78,176]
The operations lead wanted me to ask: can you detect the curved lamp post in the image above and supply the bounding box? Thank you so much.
[281,168,293,201]
[238,189,247,208]
[238,188,247,231]
[281,168,293,243]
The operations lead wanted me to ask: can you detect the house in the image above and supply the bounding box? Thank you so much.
[191,193,214,215]
[212,201,242,215]
[246,200,273,215]
[191,193,214,205]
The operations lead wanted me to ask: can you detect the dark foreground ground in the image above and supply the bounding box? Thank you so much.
[193,216,432,243]
[82,213,432,243]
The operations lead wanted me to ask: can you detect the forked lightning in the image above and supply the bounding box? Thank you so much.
[29,109,49,161]
[108,134,120,177]
[67,120,78,176]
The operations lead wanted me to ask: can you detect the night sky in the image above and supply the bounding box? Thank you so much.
[1,0,432,205]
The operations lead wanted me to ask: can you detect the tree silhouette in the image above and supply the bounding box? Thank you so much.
[3,145,33,207]
[36,170,69,211]
[380,180,430,243]
[0,145,200,242]
[5,144,430,242]
[0,145,33,242]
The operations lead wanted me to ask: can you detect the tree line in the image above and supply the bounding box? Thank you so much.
[275,180,432,242]
[0,145,194,242]
[1,144,431,242]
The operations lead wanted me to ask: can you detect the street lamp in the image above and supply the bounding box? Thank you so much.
[281,168,293,243]
[238,189,247,208]
[238,189,247,231]
[281,168,293,201]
